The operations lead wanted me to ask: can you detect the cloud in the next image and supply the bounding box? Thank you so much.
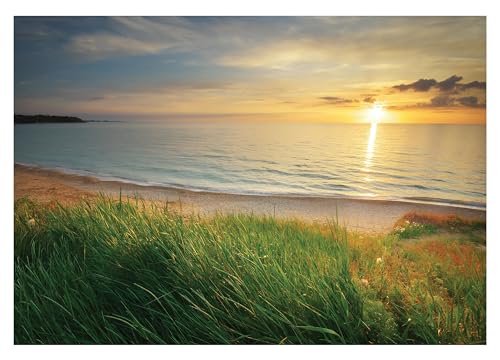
[88,96,107,101]
[436,75,463,91]
[459,81,486,91]
[68,34,172,58]
[363,96,376,103]
[392,75,486,93]
[65,17,199,60]
[390,94,485,109]
[393,79,437,92]
[319,96,355,105]
[456,96,481,107]
[216,40,331,69]
[215,17,485,73]
[430,95,455,107]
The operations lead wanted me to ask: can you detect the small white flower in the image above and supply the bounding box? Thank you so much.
[27,218,36,226]
[361,279,369,286]
[376,257,383,264]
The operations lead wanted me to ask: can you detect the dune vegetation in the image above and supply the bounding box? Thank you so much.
[14,196,486,344]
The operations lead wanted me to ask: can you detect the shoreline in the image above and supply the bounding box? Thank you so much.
[14,163,486,233]
[14,162,485,210]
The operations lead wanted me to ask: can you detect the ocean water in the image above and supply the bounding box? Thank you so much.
[14,121,486,209]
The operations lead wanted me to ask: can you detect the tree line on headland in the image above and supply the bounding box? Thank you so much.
[14,114,86,124]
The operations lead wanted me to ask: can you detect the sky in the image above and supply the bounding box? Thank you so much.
[14,16,486,123]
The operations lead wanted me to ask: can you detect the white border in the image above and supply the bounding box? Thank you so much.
[2,1,498,359]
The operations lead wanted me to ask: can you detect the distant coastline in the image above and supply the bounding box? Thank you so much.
[14,114,86,124]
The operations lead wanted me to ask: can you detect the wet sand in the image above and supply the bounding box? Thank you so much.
[14,164,486,233]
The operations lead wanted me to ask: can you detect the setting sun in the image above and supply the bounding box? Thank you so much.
[368,104,385,124]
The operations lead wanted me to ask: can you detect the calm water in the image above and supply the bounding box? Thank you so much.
[14,122,486,209]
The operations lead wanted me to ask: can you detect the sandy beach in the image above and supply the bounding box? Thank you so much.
[14,163,486,233]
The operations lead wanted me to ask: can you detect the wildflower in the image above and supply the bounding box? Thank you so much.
[361,278,369,286]
[28,218,36,226]
[376,257,383,264]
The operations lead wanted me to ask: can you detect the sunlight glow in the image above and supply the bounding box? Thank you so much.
[369,104,385,124]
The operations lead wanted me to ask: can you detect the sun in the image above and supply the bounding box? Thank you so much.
[368,104,385,124]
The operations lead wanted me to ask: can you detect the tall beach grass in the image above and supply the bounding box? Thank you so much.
[14,196,485,344]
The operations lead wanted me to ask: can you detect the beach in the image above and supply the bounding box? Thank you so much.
[12,16,488,345]
[15,163,486,233]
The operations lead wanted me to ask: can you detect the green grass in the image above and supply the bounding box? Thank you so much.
[14,196,486,344]
[392,212,486,244]
[392,221,437,239]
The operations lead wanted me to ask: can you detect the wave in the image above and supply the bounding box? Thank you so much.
[400,196,485,210]
[15,161,486,210]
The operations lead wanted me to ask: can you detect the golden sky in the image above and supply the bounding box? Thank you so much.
[15,17,486,123]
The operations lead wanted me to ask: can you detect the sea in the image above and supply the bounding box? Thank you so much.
[14,121,486,209]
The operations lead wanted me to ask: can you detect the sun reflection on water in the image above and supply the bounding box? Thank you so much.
[365,122,377,167]
[360,122,378,196]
